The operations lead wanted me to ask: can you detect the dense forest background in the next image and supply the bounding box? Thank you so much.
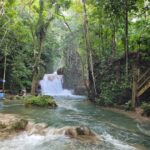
[0,0,150,107]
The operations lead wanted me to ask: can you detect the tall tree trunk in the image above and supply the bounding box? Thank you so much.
[112,25,116,56]
[125,0,129,81]
[101,26,104,56]
[98,23,104,56]
[131,63,138,109]
[31,73,38,95]
[31,41,43,95]
[82,0,97,100]
[3,52,7,91]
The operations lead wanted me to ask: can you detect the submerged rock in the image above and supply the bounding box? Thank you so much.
[46,125,101,143]
[64,126,100,142]
[26,122,48,135]
[0,113,28,140]
[25,123,100,143]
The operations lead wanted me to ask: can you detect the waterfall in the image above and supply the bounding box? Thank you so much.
[40,72,72,96]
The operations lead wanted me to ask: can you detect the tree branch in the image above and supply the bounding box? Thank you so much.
[57,13,73,33]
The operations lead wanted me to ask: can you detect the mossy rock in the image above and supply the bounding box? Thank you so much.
[24,95,57,108]
[12,119,28,130]
[0,114,28,140]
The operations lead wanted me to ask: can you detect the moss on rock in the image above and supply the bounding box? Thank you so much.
[12,119,28,130]
[24,95,57,108]
[0,113,28,140]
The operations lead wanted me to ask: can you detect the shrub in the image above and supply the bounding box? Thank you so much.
[96,97,113,106]
[141,103,150,117]
[125,100,132,111]
[24,95,57,108]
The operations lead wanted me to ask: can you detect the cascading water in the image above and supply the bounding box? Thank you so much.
[40,72,73,96]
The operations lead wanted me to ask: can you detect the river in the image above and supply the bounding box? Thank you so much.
[0,96,150,150]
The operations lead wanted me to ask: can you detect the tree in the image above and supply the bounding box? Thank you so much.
[31,0,53,95]
[124,0,129,80]
[82,0,97,99]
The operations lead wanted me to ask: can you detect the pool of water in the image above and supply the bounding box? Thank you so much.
[0,97,150,150]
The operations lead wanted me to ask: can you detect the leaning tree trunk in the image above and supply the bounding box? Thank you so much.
[82,0,97,100]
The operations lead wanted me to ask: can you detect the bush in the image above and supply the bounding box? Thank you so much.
[96,97,113,106]
[141,103,150,117]
[24,95,57,108]
[125,100,132,111]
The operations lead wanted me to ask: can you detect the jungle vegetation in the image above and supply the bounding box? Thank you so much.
[0,0,150,109]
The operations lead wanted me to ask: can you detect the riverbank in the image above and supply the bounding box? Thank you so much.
[100,106,150,124]
[84,100,150,124]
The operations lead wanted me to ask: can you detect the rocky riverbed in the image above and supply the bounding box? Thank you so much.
[0,113,100,143]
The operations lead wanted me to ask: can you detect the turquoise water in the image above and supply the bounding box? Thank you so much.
[0,97,150,150]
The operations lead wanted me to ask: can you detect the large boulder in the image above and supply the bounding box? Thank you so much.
[0,113,28,140]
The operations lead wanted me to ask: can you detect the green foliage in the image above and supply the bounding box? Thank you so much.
[24,95,57,108]
[141,103,150,117]
[0,0,68,92]
[124,100,132,111]
[96,97,113,106]
[94,51,139,106]
[0,0,149,102]
[96,83,131,106]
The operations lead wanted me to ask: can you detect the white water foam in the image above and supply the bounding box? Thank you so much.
[137,123,150,136]
[57,100,80,111]
[102,133,137,150]
[0,129,138,150]
[0,132,67,150]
